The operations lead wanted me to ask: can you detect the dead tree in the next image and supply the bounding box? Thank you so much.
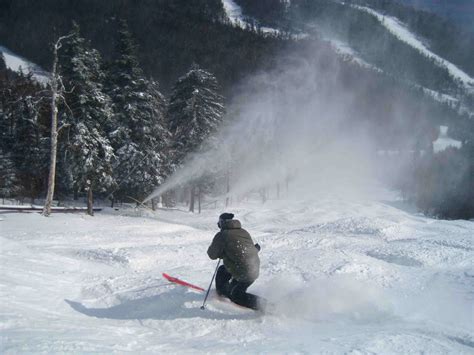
[43,34,73,217]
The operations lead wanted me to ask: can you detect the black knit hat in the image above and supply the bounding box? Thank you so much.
[219,213,234,221]
[218,213,234,228]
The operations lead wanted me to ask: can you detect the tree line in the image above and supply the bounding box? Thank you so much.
[0,21,225,215]
[0,0,289,95]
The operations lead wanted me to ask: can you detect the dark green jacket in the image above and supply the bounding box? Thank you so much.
[207,219,260,283]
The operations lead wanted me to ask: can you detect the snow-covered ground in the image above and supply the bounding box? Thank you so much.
[1,190,473,353]
[433,125,463,152]
[0,45,50,84]
[353,6,474,91]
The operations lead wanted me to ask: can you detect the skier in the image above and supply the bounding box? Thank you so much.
[207,212,264,310]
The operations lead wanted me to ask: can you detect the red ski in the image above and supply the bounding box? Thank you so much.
[162,273,205,292]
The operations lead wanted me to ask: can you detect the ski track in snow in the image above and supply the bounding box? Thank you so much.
[1,192,473,353]
[353,6,474,90]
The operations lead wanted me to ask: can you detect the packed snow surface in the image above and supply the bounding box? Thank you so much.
[1,191,473,353]
[353,6,474,90]
[0,46,49,84]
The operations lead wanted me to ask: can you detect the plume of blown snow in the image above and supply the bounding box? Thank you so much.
[145,42,405,204]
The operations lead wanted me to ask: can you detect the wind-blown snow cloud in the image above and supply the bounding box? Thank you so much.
[145,42,382,203]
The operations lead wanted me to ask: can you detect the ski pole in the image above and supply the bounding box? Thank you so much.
[200,259,221,310]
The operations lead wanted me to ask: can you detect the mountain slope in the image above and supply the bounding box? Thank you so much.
[395,0,474,33]
[0,46,49,84]
[353,5,474,91]
[232,0,474,118]
[0,0,287,94]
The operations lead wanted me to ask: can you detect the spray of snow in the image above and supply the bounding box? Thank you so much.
[0,45,50,84]
[145,45,385,203]
[265,274,390,322]
[353,6,474,90]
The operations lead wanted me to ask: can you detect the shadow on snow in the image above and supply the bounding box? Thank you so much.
[65,288,258,321]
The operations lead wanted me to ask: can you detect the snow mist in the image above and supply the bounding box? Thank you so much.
[145,42,385,204]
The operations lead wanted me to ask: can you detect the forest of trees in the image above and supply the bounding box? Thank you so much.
[234,0,474,78]
[0,22,225,214]
[0,0,289,95]
[1,1,473,219]
[393,142,474,219]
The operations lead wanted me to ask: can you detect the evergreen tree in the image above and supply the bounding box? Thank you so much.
[0,146,19,199]
[106,21,170,202]
[0,64,48,202]
[167,63,225,161]
[167,64,225,211]
[59,23,115,215]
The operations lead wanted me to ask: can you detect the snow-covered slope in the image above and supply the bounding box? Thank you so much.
[222,0,246,28]
[221,0,281,36]
[1,190,473,353]
[0,45,49,84]
[353,6,474,91]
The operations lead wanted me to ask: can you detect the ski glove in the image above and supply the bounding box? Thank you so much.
[255,243,261,252]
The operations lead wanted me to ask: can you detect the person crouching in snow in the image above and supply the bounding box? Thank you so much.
[207,212,264,310]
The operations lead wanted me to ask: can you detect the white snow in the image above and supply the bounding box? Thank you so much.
[0,46,50,84]
[327,39,382,72]
[221,0,281,36]
[422,87,458,105]
[222,0,246,28]
[1,190,473,353]
[353,6,474,90]
[433,125,463,152]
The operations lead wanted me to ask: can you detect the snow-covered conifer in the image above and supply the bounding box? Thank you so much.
[106,21,170,202]
[0,147,19,199]
[167,63,225,161]
[167,64,225,211]
[59,23,115,215]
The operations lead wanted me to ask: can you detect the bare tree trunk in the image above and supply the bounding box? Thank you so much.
[74,186,79,201]
[198,186,201,214]
[42,83,59,215]
[87,186,94,216]
[189,185,195,212]
[43,34,72,217]
[152,198,156,211]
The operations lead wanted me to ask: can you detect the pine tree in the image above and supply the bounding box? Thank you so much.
[168,63,225,160]
[0,65,48,202]
[0,146,19,200]
[167,64,225,211]
[59,23,115,215]
[106,21,170,203]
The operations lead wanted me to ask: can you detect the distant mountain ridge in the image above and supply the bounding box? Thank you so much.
[1,0,473,144]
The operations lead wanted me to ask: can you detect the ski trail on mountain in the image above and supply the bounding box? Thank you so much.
[353,6,474,90]
[0,45,50,84]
